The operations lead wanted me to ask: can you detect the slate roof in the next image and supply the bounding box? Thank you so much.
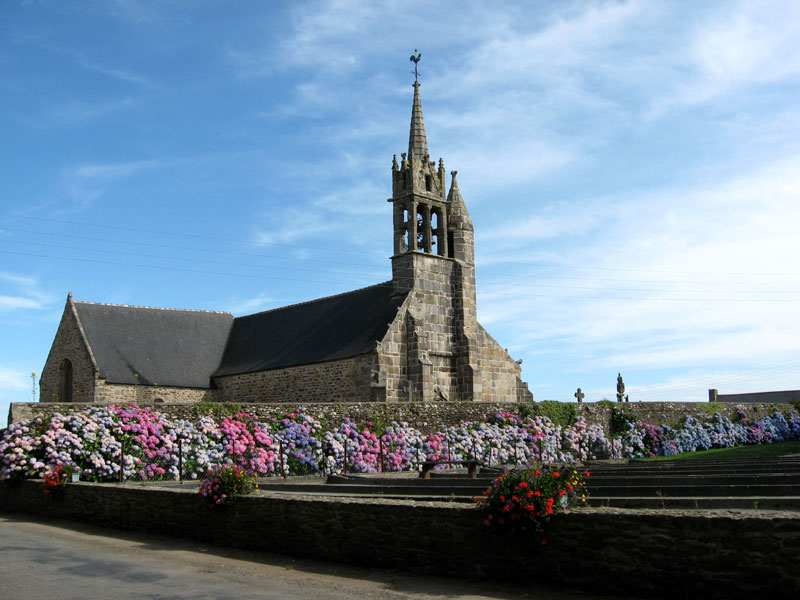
[213,282,406,377]
[74,301,234,388]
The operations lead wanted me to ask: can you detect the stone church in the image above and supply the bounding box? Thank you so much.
[40,79,532,406]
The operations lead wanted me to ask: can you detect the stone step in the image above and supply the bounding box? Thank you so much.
[587,496,800,510]
[586,484,800,497]
[590,458,800,473]
[260,482,488,496]
[263,481,800,501]
[326,474,494,487]
[587,473,800,486]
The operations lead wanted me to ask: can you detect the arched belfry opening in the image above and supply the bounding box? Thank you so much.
[60,358,73,403]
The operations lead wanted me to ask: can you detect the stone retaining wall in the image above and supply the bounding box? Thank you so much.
[1,480,798,599]
[8,400,791,434]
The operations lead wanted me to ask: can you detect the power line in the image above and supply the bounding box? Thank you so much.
[7,213,800,280]
[1,214,378,258]
[5,238,383,281]
[0,225,387,269]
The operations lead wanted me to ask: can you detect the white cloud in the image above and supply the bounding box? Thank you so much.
[63,159,163,207]
[253,208,341,246]
[48,97,137,127]
[647,1,800,116]
[71,160,161,182]
[0,273,37,288]
[477,155,800,376]
[0,272,50,312]
[227,293,275,315]
[0,296,44,311]
[0,367,29,392]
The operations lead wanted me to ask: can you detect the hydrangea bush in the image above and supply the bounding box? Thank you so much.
[2,404,799,482]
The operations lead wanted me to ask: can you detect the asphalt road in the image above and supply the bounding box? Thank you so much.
[0,515,634,600]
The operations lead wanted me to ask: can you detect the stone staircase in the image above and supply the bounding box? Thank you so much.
[586,456,800,510]
[253,456,800,510]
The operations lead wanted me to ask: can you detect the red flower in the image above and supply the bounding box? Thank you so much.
[517,482,528,489]
[533,491,541,497]
[585,470,591,477]
[552,471,560,478]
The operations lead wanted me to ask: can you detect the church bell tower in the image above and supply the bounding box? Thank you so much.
[390,81,449,264]
[386,63,482,402]
[389,77,475,295]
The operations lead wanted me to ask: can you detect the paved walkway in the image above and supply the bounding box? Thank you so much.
[0,515,642,600]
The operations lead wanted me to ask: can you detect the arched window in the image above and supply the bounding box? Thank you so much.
[60,359,73,403]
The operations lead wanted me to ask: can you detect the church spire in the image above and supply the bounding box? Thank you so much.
[447,170,474,265]
[446,170,471,227]
[408,80,429,162]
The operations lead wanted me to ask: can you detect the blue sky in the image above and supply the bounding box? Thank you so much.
[2,1,800,425]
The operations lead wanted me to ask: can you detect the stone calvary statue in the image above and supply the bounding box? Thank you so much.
[616,373,626,403]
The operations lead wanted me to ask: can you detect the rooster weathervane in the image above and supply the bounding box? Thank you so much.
[410,49,421,81]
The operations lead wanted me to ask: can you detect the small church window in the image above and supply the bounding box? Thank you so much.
[425,174,432,191]
[60,359,73,403]
[447,231,455,258]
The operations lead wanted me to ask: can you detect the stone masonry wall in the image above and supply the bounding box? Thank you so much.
[474,324,531,403]
[92,381,217,404]
[214,354,375,404]
[390,252,528,404]
[1,480,798,600]
[39,298,97,403]
[375,295,410,403]
[9,400,791,435]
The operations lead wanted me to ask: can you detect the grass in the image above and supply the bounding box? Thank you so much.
[636,441,800,461]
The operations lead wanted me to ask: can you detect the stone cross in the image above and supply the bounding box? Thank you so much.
[616,373,626,403]
[574,388,585,403]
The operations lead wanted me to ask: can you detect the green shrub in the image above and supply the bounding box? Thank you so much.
[609,404,637,435]
[190,401,243,420]
[518,401,577,427]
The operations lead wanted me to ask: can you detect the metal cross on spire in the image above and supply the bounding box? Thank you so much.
[410,49,421,81]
